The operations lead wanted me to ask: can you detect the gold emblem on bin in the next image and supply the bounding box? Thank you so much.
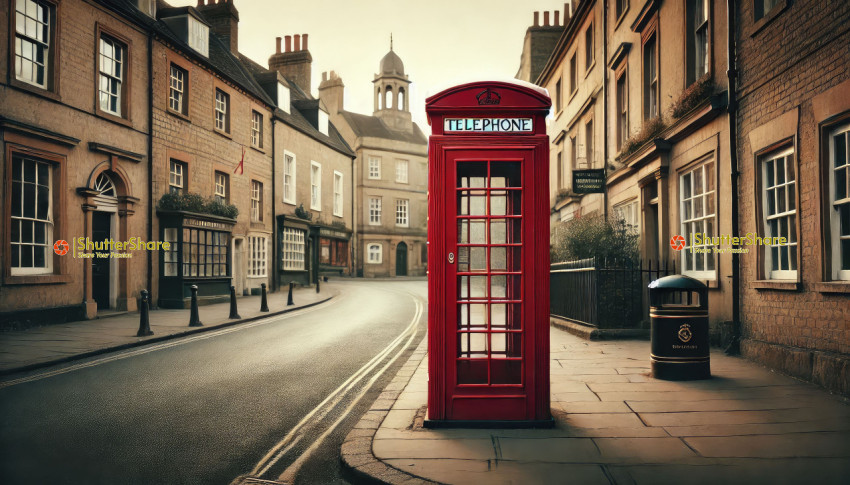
[677,323,693,343]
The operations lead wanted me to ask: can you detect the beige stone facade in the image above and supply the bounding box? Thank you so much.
[321,48,428,278]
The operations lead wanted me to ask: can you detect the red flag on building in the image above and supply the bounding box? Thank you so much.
[234,146,245,175]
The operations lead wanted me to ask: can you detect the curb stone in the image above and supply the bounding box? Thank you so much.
[340,337,439,485]
[550,316,649,340]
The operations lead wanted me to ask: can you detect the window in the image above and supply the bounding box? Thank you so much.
[396,199,409,227]
[570,135,577,170]
[555,78,562,113]
[828,124,850,280]
[585,22,594,72]
[251,180,263,222]
[680,160,716,279]
[368,157,381,179]
[215,89,229,133]
[333,171,343,217]
[163,228,178,276]
[585,119,594,168]
[569,53,578,95]
[169,64,187,114]
[614,199,639,234]
[687,0,709,85]
[643,33,658,120]
[310,161,321,210]
[98,35,125,116]
[755,0,782,21]
[14,0,54,90]
[136,0,156,18]
[320,238,349,266]
[396,159,409,183]
[251,111,263,149]
[616,68,629,151]
[248,236,267,277]
[277,82,290,113]
[616,0,629,20]
[369,197,382,225]
[169,160,185,195]
[318,110,329,136]
[281,227,305,271]
[762,148,797,279]
[556,152,563,188]
[367,243,382,264]
[187,15,208,57]
[182,228,228,277]
[214,171,228,203]
[10,156,53,275]
[283,152,296,205]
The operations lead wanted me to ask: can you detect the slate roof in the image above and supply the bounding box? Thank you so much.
[339,110,427,145]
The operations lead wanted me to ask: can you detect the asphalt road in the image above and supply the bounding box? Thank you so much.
[0,279,427,485]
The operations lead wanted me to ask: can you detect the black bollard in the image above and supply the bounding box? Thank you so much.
[137,290,153,337]
[189,285,203,326]
[229,285,241,319]
[323,276,328,282]
[316,276,320,293]
[260,283,269,312]
[287,281,294,306]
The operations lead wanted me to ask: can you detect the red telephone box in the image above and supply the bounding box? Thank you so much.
[425,81,552,426]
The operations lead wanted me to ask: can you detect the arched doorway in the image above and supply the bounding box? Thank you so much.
[396,241,408,276]
[91,173,118,310]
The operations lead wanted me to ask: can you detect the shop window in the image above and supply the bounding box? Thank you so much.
[282,227,305,271]
[182,228,229,277]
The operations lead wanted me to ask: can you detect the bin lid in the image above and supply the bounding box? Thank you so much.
[648,274,707,290]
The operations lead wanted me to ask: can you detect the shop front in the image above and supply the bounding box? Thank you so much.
[277,214,311,286]
[316,226,351,277]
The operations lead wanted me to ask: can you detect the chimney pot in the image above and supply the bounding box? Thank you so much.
[284,35,292,53]
[322,72,327,82]
[544,11,550,26]
[197,0,203,6]
[276,37,281,54]
[533,11,539,27]
[554,11,560,26]
[294,34,301,51]
[302,33,309,50]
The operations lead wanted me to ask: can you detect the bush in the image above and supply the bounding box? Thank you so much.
[551,215,639,265]
[157,192,239,219]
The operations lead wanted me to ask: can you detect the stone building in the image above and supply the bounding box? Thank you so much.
[0,0,154,324]
[735,0,850,394]
[320,46,428,278]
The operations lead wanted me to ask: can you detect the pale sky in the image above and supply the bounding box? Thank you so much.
[171,0,568,134]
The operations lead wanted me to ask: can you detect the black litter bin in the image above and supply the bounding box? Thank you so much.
[648,275,710,380]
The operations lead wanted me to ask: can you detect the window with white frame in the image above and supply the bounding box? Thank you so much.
[369,197,382,225]
[687,0,709,85]
[281,227,305,271]
[680,160,716,278]
[569,53,577,94]
[283,152,295,204]
[10,156,53,275]
[614,199,639,234]
[169,160,185,195]
[368,157,381,179]
[277,82,290,113]
[163,227,178,276]
[762,147,797,279]
[396,199,409,227]
[214,171,227,203]
[14,0,53,89]
[251,111,263,149]
[215,89,229,132]
[584,22,594,72]
[828,123,850,280]
[318,110,329,136]
[396,159,409,183]
[98,35,125,116]
[644,33,658,120]
[187,15,208,57]
[248,236,267,277]
[333,171,343,217]
[310,161,321,210]
[251,180,262,222]
[367,243,382,264]
[169,64,187,114]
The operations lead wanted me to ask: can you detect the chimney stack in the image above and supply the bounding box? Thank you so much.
[196,0,240,55]
[269,33,313,94]
[533,11,539,27]
[318,70,345,115]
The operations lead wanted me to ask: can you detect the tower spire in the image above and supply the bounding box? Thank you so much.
[390,33,393,51]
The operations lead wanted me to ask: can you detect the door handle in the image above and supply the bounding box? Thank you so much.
[448,252,455,264]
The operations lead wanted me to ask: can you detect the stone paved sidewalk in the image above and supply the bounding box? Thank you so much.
[342,327,850,484]
[0,284,335,374]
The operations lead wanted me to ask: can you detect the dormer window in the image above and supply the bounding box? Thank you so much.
[136,0,156,18]
[187,15,208,57]
[318,110,329,136]
[278,82,290,114]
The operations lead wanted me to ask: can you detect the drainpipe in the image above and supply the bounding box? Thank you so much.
[271,117,278,292]
[602,0,609,222]
[726,0,741,355]
[146,32,154,306]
